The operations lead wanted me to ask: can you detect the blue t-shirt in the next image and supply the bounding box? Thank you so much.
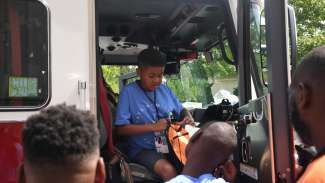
[115,81,184,158]
[166,174,228,183]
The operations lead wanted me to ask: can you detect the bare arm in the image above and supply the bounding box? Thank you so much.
[116,118,168,136]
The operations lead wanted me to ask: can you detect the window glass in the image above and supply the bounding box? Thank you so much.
[250,0,268,96]
[165,47,238,108]
[0,0,50,109]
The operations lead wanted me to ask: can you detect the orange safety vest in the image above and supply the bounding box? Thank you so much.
[297,155,325,183]
[167,124,190,165]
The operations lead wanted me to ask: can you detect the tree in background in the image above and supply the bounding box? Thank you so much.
[102,65,120,93]
[290,0,325,61]
[102,65,136,94]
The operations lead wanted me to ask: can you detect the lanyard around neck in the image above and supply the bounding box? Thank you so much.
[136,80,160,120]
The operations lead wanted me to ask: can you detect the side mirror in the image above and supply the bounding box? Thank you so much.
[164,62,180,75]
[204,51,214,63]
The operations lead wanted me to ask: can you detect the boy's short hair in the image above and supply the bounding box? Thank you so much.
[189,122,237,161]
[137,48,167,67]
[22,104,100,166]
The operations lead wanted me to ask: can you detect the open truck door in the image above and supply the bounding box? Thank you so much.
[236,0,297,182]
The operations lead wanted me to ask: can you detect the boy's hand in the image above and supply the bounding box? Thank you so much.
[153,119,168,131]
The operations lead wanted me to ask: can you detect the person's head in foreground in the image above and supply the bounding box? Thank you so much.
[18,104,105,183]
[183,122,237,181]
[137,48,166,91]
[289,45,325,149]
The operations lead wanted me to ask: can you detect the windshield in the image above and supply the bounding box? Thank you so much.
[165,48,238,108]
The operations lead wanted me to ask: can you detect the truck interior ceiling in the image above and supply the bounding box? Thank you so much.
[97,0,237,66]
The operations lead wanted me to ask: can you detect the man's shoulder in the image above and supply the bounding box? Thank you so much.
[166,175,196,183]
[166,174,228,183]
[197,174,228,183]
[298,155,325,183]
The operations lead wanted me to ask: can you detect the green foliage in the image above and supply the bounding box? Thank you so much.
[290,0,325,36]
[202,47,237,80]
[165,75,186,102]
[289,0,325,62]
[166,60,214,105]
[102,65,120,93]
[296,35,325,62]
[101,65,136,93]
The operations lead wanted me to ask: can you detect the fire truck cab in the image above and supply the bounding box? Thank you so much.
[0,0,297,182]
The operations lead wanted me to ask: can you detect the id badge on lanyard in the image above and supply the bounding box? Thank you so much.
[154,131,169,153]
[152,96,169,153]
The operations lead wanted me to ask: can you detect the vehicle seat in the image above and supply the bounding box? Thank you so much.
[98,74,161,182]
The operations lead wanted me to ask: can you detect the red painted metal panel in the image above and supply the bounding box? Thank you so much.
[0,122,24,183]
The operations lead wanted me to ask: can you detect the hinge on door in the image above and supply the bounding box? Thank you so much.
[78,81,87,95]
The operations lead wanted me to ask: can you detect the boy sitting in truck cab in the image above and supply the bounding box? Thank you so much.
[114,48,194,181]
